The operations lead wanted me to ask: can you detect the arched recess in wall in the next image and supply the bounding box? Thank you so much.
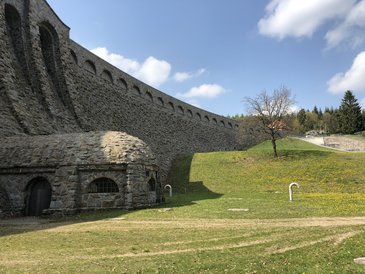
[157,97,164,106]
[196,113,202,120]
[25,177,52,216]
[146,91,153,102]
[228,122,233,129]
[4,4,31,133]
[70,49,78,65]
[212,118,218,124]
[220,120,225,127]
[5,4,27,74]
[117,78,128,91]
[88,178,119,193]
[204,115,210,122]
[177,106,184,115]
[84,60,96,74]
[132,85,141,96]
[187,109,193,118]
[148,178,156,191]
[168,102,175,111]
[101,69,113,83]
[39,21,73,110]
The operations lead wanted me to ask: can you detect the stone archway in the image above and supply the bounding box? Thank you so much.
[26,177,52,216]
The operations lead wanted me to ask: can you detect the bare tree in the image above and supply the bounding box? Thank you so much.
[243,87,295,157]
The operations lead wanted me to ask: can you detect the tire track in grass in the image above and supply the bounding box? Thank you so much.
[265,230,362,255]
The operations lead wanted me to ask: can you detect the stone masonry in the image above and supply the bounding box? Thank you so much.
[0,0,241,215]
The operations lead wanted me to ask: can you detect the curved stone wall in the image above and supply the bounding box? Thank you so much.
[0,0,240,182]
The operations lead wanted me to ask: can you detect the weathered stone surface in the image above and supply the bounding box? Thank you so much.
[0,0,241,216]
[0,131,160,215]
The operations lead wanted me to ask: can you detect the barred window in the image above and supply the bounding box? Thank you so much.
[148,178,156,191]
[88,178,119,193]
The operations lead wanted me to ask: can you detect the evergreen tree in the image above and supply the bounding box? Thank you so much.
[312,106,319,115]
[338,90,363,134]
[297,109,306,125]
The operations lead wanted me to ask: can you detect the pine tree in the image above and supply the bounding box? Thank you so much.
[297,109,306,125]
[338,90,363,134]
[312,106,319,115]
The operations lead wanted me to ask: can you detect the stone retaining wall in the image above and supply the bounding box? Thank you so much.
[324,136,365,152]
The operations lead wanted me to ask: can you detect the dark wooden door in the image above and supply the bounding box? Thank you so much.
[28,179,51,216]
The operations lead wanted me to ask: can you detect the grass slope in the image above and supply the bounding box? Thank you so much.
[1,137,365,273]
[165,137,365,219]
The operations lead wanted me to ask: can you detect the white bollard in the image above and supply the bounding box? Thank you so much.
[289,182,300,202]
[164,184,172,197]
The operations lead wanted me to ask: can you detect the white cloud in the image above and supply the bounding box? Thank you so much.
[134,57,171,88]
[325,0,365,49]
[258,0,354,40]
[185,99,201,108]
[258,0,365,49]
[91,47,139,74]
[327,51,365,94]
[177,84,225,99]
[91,47,171,87]
[173,68,206,82]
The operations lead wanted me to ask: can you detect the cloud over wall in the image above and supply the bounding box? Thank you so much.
[91,47,171,87]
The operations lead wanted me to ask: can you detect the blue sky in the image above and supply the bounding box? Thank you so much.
[47,0,365,116]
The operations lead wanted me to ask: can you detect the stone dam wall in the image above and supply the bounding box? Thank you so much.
[0,0,240,182]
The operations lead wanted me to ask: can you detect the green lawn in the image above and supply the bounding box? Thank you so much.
[1,138,365,273]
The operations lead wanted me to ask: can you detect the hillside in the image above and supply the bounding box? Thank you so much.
[165,137,365,219]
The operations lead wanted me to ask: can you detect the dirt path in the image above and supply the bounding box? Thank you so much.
[3,216,365,230]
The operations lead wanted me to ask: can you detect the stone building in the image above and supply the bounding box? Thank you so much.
[0,131,160,216]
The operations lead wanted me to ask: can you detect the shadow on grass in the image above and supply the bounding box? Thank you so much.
[0,153,221,236]
[162,153,223,207]
[278,149,334,158]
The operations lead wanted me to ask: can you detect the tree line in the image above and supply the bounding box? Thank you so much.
[231,90,365,153]
[293,91,365,135]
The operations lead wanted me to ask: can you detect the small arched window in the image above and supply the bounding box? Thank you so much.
[212,118,218,124]
[101,69,113,83]
[146,91,153,102]
[157,97,164,106]
[117,78,128,90]
[177,106,184,114]
[187,109,193,118]
[88,178,119,193]
[148,178,156,191]
[204,115,210,122]
[132,85,141,96]
[220,120,225,127]
[168,102,175,111]
[85,60,96,74]
[196,113,202,120]
[70,49,78,64]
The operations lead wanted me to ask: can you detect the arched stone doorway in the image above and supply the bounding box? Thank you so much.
[26,177,52,216]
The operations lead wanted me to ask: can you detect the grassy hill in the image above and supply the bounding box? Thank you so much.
[163,137,365,219]
[1,137,365,273]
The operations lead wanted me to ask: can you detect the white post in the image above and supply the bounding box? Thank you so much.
[289,182,300,202]
[164,184,172,197]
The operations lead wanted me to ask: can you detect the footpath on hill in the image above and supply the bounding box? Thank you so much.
[298,136,365,152]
